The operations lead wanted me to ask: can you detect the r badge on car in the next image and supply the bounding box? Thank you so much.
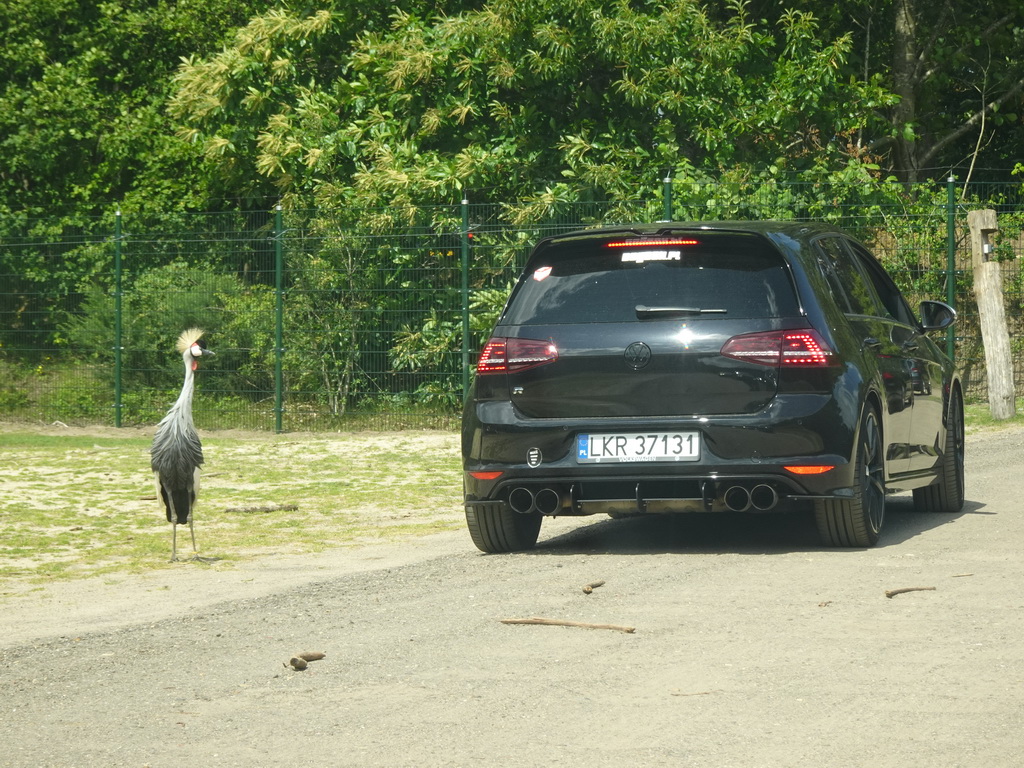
[624,341,652,370]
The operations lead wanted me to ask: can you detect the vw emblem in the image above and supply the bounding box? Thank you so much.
[624,341,652,370]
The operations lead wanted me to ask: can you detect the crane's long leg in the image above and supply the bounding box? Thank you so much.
[188,513,197,556]
[164,483,180,562]
[186,514,218,563]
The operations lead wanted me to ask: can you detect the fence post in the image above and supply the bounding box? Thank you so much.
[274,204,284,433]
[969,208,1015,419]
[461,197,471,399]
[945,175,956,361]
[113,209,123,428]
[662,174,672,221]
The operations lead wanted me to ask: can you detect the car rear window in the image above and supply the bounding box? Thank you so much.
[502,232,800,325]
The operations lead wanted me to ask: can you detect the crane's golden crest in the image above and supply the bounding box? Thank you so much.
[175,328,205,354]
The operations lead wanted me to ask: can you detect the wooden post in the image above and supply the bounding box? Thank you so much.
[968,209,1015,419]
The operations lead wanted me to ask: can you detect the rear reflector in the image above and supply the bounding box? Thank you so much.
[784,465,836,475]
[470,471,504,480]
[477,337,558,375]
[721,330,835,367]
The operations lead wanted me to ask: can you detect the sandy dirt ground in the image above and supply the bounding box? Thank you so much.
[2,425,1023,767]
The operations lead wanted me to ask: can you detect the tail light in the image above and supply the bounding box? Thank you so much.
[721,330,835,367]
[477,337,558,375]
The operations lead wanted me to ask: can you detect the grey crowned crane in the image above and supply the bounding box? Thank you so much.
[151,328,215,561]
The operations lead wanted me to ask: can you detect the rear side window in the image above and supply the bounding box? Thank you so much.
[502,233,800,325]
[847,241,918,327]
[815,237,883,317]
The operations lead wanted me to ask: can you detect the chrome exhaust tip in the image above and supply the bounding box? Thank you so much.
[534,488,563,515]
[723,485,751,512]
[750,484,779,511]
[508,487,536,514]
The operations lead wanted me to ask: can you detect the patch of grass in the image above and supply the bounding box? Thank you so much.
[964,398,1024,433]
[0,427,464,586]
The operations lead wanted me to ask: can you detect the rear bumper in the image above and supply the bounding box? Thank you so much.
[464,470,850,517]
[462,394,858,513]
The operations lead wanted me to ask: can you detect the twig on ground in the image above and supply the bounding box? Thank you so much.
[501,617,635,633]
[223,503,299,514]
[885,586,936,599]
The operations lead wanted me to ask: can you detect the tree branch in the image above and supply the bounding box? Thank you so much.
[868,135,896,154]
[920,75,1024,168]
[920,13,1013,83]
[912,0,955,83]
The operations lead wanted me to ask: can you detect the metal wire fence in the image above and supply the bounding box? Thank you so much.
[2,178,1022,431]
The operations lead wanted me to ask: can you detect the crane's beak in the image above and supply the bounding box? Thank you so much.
[190,342,215,359]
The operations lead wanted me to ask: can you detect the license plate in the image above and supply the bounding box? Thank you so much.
[577,432,700,463]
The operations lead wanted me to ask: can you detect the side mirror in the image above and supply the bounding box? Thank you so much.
[920,300,956,332]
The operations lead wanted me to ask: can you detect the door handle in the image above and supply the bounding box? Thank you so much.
[863,337,882,350]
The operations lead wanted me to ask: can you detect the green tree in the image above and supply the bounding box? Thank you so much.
[168,2,481,210]
[0,0,271,218]
[171,0,896,214]
[756,0,1024,184]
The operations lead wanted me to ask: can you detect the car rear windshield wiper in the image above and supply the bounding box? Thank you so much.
[635,304,728,318]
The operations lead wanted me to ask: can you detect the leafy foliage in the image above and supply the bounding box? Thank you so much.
[170,0,897,217]
[0,0,271,217]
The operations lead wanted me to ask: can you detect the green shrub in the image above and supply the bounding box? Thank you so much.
[62,261,244,389]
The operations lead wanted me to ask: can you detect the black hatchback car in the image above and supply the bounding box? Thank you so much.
[461,222,964,552]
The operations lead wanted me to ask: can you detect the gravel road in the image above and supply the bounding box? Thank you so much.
[2,426,1024,767]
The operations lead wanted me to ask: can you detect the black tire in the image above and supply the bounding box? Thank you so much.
[913,387,965,513]
[465,502,542,553]
[815,404,886,547]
